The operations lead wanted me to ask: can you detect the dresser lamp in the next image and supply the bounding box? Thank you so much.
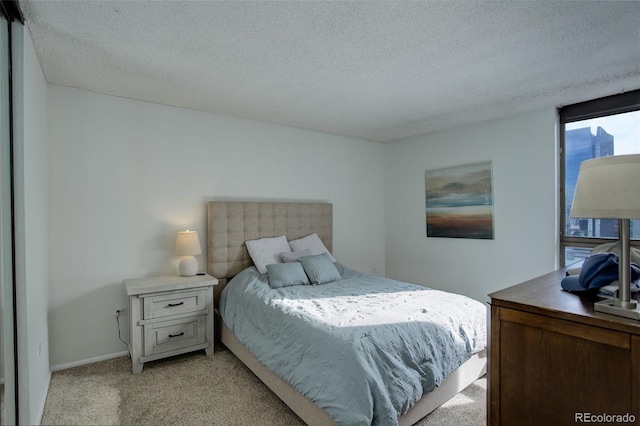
[570,154,640,320]
[175,229,201,276]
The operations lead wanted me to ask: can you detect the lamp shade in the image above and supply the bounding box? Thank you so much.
[175,230,201,256]
[570,154,640,220]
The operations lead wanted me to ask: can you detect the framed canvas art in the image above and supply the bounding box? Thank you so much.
[425,161,494,239]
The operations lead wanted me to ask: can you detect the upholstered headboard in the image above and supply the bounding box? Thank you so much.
[207,202,333,280]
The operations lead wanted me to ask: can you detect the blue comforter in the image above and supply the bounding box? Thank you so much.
[220,264,486,425]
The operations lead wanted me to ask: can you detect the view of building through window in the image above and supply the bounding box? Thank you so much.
[564,110,640,263]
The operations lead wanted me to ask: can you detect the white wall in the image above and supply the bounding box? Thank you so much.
[47,85,386,368]
[385,108,558,303]
[12,25,50,424]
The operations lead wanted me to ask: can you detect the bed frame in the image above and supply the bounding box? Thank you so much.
[207,201,487,426]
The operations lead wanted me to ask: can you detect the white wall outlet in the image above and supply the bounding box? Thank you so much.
[113,306,127,316]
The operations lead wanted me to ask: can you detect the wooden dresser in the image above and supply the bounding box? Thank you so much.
[488,264,640,426]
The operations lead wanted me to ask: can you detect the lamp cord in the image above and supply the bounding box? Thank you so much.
[115,311,129,346]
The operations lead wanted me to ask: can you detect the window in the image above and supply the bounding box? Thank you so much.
[560,90,640,266]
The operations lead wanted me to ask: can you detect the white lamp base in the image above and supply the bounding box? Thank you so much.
[178,256,198,276]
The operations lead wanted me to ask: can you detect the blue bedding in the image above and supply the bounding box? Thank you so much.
[220,263,486,425]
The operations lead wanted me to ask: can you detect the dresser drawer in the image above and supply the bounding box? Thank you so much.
[144,315,206,357]
[142,289,206,320]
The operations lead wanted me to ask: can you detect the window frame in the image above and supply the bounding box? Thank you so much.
[559,89,640,267]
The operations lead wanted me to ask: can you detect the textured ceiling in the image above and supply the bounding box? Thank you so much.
[21,0,640,142]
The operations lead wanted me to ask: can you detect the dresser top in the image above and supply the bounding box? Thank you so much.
[124,274,218,296]
[488,262,640,335]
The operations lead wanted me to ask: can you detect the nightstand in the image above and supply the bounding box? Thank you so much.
[124,274,217,374]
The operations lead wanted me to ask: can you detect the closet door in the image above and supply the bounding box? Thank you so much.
[0,8,16,426]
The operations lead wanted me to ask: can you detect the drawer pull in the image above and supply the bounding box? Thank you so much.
[168,332,185,338]
[167,302,184,307]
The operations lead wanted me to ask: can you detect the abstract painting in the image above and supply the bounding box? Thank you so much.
[425,161,494,239]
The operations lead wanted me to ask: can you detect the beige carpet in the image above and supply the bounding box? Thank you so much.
[41,343,486,425]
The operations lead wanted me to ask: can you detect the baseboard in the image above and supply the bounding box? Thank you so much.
[50,350,129,372]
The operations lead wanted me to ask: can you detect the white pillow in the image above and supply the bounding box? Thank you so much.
[289,233,335,262]
[246,235,291,274]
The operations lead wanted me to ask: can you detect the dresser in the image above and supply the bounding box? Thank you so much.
[488,265,640,426]
[124,274,217,374]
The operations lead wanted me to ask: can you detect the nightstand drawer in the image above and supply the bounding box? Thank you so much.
[143,289,206,320]
[144,315,206,356]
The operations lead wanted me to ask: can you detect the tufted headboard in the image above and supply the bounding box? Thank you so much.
[207,201,333,280]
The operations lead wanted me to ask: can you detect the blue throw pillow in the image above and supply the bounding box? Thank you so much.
[299,253,342,285]
[266,262,310,289]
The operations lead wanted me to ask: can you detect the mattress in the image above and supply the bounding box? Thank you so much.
[220,263,486,425]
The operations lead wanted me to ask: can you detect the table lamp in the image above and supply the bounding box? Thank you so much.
[570,154,640,320]
[175,229,201,276]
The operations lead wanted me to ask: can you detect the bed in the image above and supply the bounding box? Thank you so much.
[207,201,487,426]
